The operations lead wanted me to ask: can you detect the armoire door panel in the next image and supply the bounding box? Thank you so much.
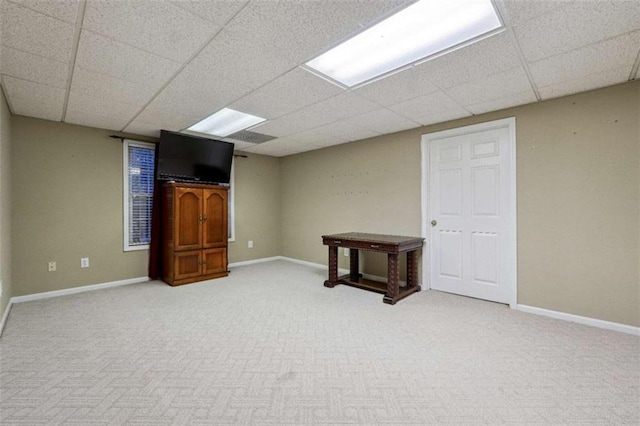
[174,250,202,281]
[203,189,228,248]
[175,188,202,250]
[203,248,227,275]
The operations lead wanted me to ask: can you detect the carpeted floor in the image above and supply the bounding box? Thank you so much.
[0,260,638,425]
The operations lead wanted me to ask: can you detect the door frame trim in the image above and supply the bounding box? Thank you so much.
[420,117,517,308]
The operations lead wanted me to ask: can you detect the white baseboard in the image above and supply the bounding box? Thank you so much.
[279,256,325,270]
[0,276,148,337]
[279,256,407,285]
[228,256,284,268]
[5,258,635,337]
[0,299,13,337]
[517,304,639,336]
[10,276,150,304]
[280,257,636,335]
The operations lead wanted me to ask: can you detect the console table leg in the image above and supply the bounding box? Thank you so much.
[383,253,399,304]
[349,249,360,281]
[324,245,338,288]
[407,250,421,292]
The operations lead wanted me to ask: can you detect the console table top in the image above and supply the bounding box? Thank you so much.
[322,232,424,245]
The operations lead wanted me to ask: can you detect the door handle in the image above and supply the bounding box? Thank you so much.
[431,220,437,227]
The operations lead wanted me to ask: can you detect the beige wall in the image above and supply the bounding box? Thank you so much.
[280,130,422,279]
[10,117,282,296]
[280,81,640,327]
[0,89,12,319]
[228,153,281,262]
[6,82,639,327]
[515,82,639,327]
[11,118,152,296]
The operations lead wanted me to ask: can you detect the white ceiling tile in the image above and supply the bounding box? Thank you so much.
[122,121,161,138]
[1,1,75,61]
[66,91,140,124]
[417,109,472,127]
[308,92,381,121]
[83,0,219,63]
[389,90,470,125]
[529,31,640,88]
[1,0,638,157]
[221,0,412,68]
[1,46,68,88]
[2,75,64,121]
[75,30,182,88]
[169,0,248,26]
[313,120,381,142]
[286,130,348,146]
[8,0,80,23]
[135,84,219,130]
[466,90,538,115]
[342,108,419,135]
[514,1,640,62]
[246,92,379,140]
[409,32,522,89]
[242,119,290,138]
[125,116,178,135]
[163,67,253,117]
[230,68,344,119]
[276,145,325,157]
[446,67,533,106]
[132,108,203,134]
[71,67,158,107]
[224,140,255,151]
[65,109,130,131]
[354,66,440,106]
[249,107,337,138]
[500,0,571,26]
[252,148,295,158]
[311,137,352,149]
[171,33,296,107]
[242,138,314,156]
[538,67,631,100]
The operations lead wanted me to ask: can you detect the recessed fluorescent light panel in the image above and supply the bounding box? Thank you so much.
[305,0,503,88]
[187,108,266,137]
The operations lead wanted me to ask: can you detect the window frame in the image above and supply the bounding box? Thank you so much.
[123,139,156,252]
[228,162,235,242]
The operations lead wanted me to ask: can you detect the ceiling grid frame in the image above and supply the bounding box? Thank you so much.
[1,0,639,156]
[492,0,542,101]
[118,1,253,132]
[61,0,87,122]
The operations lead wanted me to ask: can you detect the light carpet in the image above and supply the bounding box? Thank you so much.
[0,260,638,425]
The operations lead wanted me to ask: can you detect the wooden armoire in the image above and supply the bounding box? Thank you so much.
[161,182,229,286]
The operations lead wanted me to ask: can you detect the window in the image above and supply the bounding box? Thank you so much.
[123,140,156,251]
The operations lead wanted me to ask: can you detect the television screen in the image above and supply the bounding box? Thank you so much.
[156,130,234,184]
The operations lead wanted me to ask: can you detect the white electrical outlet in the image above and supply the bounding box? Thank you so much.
[48,261,57,272]
[248,240,254,248]
[80,257,89,268]
[344,248,350,256]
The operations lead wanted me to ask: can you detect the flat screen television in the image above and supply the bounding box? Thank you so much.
[156,130,234,184]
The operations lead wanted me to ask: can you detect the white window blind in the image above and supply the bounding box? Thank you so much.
[123,140,156,251]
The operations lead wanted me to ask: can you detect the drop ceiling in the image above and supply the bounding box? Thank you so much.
[1,0,639,157]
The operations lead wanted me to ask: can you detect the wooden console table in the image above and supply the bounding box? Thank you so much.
[322,232,424,305]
